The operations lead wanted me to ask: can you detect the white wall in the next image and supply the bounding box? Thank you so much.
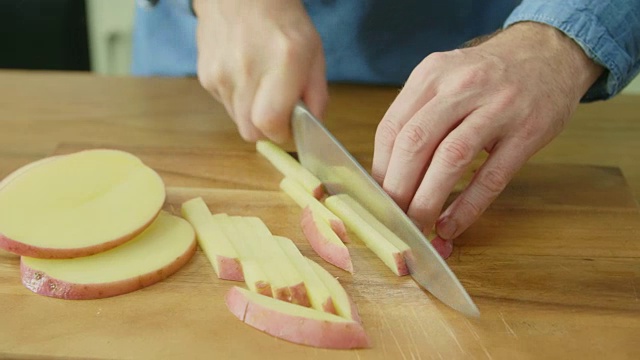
[86,0,135,76]
[624,76,640,94]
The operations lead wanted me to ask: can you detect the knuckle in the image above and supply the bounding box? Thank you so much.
[275,33,306,65]
[375,121,400,147]
[198,66,229,93]
[454,67,490,92]
[396,124,431,156]
[411,52,446,79]
[422,51,447,67]
[493,85,521,111]
[436,137,474,170]
[476,168,510,195]
[457,195,484,220]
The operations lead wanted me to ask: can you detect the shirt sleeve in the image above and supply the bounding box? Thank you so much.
[503,0,640,102]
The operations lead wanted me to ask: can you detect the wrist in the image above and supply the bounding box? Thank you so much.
[481,22,603,101]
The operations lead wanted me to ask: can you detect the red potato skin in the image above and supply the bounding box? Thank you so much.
[216,256,244,282]
[0,209,162,259]
[274,287,292,302]
[225,286,370,349]
[323,298,337,315]
[20,241,197,300]
[311,185,324,200]
[252,281,273,297]
[329,219,349,243]
[395,251,409,276]
[289,282,311,308]
[300,207,353,273]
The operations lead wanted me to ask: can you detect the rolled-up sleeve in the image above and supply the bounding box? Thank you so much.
[504,0,640,102]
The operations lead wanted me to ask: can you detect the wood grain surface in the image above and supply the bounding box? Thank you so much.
[0,71,639,359]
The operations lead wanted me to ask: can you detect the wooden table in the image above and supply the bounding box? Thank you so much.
[1,70,639,359]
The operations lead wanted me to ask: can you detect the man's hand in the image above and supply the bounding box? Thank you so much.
[194,0,327,143]
[371,22,603,255]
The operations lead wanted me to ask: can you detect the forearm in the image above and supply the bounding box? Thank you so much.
[503,0,640,101]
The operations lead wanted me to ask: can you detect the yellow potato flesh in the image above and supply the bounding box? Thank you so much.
[0,150,165,249]
[274,236,334,312]
[334,194,410,252]
[306,257,356,321]
[233,286,349,323]
[325,195,404,275]
[22,212,194,284]
[181,197,239,276]
[256,140,322,197]
[280,177,339,224]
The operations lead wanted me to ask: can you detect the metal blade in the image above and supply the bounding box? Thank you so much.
[292,102,479,317]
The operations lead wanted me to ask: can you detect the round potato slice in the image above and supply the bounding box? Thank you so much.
[20,211,196,300]
[0,149,166,258]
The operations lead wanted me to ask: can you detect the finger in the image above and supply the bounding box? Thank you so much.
[381,95,474,211]
[371,57,441,184]
[436,139,529,240]
[252,66,306,144]
[406,110,497,232]
[231,77,265,142]
[302,54,328,121]
[430,236,454,259]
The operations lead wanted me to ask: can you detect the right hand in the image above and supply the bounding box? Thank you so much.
[194,0,328,143]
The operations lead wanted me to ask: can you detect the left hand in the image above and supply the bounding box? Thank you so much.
[371,22,603,256]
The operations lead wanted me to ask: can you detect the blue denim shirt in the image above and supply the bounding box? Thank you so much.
[132,0,640,101]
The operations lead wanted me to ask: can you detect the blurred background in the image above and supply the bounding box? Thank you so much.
[1,0,639,94]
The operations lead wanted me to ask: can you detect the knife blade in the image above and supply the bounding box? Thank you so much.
[291,102,479,317]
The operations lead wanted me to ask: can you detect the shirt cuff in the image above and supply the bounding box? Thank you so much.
[503,1,636,102]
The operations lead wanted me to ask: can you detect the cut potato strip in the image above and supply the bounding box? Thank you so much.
[306,257,361,323]
[334,194,410,254]
[181,197,243,281]
[216,214,272,297]
[0,149,166,259]
[225,286,370,349]
[274,236,335,314]
[280,177,348,242]
[300,206,353,273]
[232,216,290,299]
[240,217,310,307]
[256,140,324,199]
[325,195,408,276]
[20,211,196,300]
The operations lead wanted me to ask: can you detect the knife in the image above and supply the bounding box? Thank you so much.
[291,102,479,317]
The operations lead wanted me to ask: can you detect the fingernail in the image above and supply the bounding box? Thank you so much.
[436,217,457,239]
[431,236,454,259]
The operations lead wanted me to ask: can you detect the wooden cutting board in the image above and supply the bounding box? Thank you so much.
[1,143,639,359]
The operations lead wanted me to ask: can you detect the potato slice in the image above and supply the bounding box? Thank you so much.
[334,194,410,254]
[181,197,243,281]
[273,236,336,314]
[325,195,408,276]
[20,211,196,300]
[216,214,272,297]
[256,140,324,199]
[279,177,348,242]
[0,149,166,259]
[306,258,361,323]
[240,217,310,307]
[0,155,63,191]
[300,206,353,273]
[225,286,370,349]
